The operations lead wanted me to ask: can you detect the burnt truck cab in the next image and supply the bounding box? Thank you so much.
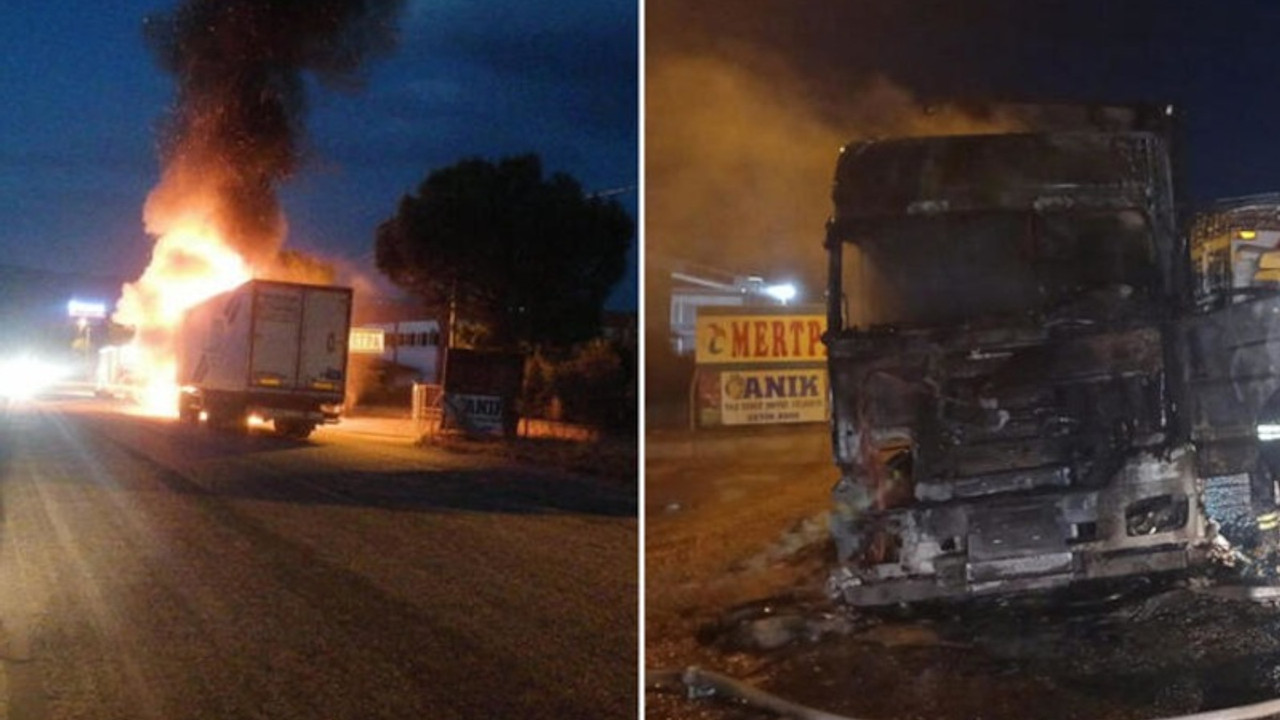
[822,130,1233,606]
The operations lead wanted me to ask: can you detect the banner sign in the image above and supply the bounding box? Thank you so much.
[444,393,505,435]
[719,368,828,425]
[695,312,826,365]
[349,327,385,354]
[441,349,525,437]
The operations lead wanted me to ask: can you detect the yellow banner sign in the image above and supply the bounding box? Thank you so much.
[720,368,828,425]
[349,327,385,354]
[695,313,826,365]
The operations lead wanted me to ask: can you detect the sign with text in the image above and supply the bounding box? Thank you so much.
[441,348,524,437]
[444,393,505,435]
[349,327,385,354]
[695,310,826,365]
[719,368,828,425]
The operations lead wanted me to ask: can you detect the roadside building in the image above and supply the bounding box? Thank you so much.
[602,310,638,349]
[351,294,443,386]
[368,319,443,382]
[664,261,796,355]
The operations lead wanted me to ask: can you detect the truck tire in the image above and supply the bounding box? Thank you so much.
[275,419,315,439]
[178,396,199,425]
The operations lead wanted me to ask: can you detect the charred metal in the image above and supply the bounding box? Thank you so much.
[824,108,1280,606]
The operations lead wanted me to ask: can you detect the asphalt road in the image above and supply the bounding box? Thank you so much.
[0,397,637,719]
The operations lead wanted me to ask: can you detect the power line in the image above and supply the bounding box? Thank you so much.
[589,184,638,198]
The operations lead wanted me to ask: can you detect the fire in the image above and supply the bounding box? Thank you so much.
[114,0,395,418]
[113,220,252,416]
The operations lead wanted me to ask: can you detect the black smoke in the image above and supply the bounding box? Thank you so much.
[142,0,405,262]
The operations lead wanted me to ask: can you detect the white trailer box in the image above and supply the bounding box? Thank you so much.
[176,280,352,438]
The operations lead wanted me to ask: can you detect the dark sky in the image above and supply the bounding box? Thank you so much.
[0,0,637,308]
[647,0,1280,300]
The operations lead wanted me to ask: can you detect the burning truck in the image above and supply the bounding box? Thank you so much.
[175,280,351,438]
[96,0,402,427]
[825,105,1280,606]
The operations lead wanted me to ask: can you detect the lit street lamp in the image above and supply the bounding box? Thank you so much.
[764,283,798,304]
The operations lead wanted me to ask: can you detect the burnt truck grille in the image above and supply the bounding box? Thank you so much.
[830,447,1207,606]
[969,504,1068,560]
[833,326,1168,505]
[825,324,1214,606]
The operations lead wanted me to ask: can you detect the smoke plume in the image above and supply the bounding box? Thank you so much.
[142,0,405,264]
[109,0,406,415]
[646,51,1023,314]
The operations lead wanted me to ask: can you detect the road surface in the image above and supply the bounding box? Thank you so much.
[0,396,637,719]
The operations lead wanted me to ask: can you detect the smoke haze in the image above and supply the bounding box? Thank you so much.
[646,49,1022,307]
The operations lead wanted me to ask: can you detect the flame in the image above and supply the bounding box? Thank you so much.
[112,0,392,418]
[114,219,252,416]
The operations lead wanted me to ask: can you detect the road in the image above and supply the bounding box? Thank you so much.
[0,396,637,719]
[645,435,835,720]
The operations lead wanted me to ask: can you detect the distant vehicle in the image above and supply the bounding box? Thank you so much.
[0,354,70,400]
[823,104,1280,606]
[177,280,352,439]
[95,344,135,398]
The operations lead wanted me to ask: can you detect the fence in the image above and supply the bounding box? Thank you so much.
[410,382,443,436]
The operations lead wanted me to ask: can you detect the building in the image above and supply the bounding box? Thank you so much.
[351,295,443,384]
[364,319,443,383]
[667,263,795,355]
[602,310,638,348]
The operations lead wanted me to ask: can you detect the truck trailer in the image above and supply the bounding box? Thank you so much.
[176,279,352,438]
[823,105,1280,606]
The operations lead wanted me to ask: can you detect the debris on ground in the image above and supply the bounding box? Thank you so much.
[730,514,831,574]
[696,595,863,653]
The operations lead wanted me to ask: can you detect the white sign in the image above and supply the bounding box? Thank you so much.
[446,393,505,435]
[349,327,385,354]
[720,368,828,425]
[67,299,107,319]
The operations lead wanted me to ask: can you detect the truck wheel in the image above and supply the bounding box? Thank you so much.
[178,396,199,425]
[276,420,314,439]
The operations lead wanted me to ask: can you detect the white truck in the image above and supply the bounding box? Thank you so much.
[176,279,352,438]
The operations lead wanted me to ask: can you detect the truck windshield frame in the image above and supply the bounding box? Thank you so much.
[826,131,1178,334]
[833,208,1158,328]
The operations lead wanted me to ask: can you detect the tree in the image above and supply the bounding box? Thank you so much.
[374,154,633,349]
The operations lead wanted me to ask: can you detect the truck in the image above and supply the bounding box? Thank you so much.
[823,105,1280,606]
[176,279,352,438]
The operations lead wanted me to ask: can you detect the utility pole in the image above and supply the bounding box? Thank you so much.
[440,276,457,389]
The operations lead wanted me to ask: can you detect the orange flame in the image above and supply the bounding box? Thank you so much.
[114,219,252,416]
[114,90,336,417]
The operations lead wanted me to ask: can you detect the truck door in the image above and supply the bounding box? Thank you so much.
[298,288,350,392]
[250,284,304,389]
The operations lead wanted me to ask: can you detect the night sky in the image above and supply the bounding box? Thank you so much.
[647,0,1280,303]
[0,0,637,307]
